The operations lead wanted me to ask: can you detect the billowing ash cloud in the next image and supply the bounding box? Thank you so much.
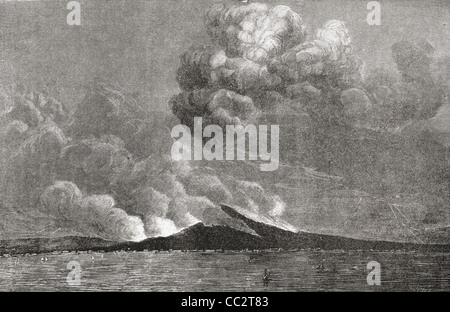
[7,87,69,127]
[362,41,446,129]
[0,75,287,241]
[40,181,146,242]
[116,152,284,238]
[1,119,67,207]
[1,2,447,242]
[168,2,448,232]
[171,3,308,128]
[59,135,134,194]
[170,3,366,130]
[170,88,259,128]
[271,19,364,87]
[205,3,307,63]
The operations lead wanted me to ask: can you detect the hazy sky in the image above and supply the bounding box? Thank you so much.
[0,0,448,110]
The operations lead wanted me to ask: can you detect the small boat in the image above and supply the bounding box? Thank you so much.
[262,269,270,286]
[316,262,325,271]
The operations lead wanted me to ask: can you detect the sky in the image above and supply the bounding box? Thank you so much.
[0,0,448,111]
[0,0,449,242]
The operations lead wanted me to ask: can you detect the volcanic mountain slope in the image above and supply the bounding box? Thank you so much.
[217,205,449,252]
[1,205,450,256]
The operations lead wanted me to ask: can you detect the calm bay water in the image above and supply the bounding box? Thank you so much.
[0,250,449,292]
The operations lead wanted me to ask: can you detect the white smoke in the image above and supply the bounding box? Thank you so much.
[40,181,147,242]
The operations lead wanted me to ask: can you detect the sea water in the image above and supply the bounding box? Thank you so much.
[0,250,448,291]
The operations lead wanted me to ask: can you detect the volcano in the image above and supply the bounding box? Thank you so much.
[1,204,450,256]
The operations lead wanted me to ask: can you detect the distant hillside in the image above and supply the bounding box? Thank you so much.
[0,236,116,256]
[1,205,450,256]
[219,205,450,252]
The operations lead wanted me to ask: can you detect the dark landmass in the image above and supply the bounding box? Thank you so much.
[0,236,117,256]
[1,205,450,256]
